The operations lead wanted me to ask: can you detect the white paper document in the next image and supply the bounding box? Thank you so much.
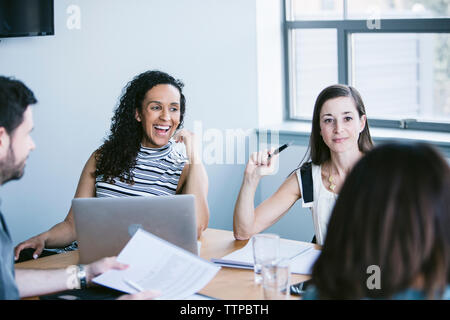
[93,229,221,300]
[211,239,321,275]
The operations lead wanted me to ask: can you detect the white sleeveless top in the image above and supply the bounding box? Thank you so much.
[296,164,338,246]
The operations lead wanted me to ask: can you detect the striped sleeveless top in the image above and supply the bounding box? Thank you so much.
[95,140,187,197]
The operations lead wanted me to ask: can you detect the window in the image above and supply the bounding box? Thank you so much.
[285,0,450,131]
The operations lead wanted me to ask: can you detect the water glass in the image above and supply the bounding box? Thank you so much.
[262,258,291,300]
[251,233,280,284]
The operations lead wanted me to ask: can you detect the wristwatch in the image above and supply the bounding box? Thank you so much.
[76,264,87,289]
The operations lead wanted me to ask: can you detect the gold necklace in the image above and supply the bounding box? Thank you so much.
[328,174,336,191]
[328,166,337,191]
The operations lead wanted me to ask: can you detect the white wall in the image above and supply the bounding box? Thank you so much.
[255,0,284,127]
[3,1,444,248]
[0,0,266,245]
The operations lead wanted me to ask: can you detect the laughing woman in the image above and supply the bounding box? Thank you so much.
[15,71,209,260]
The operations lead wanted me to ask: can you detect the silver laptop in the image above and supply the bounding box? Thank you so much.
[72,195,198,264]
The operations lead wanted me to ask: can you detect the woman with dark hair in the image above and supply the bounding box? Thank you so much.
[14,70,209,260]
[233,84,373,245]
[304,142,450,299]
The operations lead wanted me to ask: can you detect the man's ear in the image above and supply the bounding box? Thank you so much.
[135,109,141,122]
[0,127,10,158]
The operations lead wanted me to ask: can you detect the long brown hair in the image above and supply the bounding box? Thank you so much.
[299,84,373,168]
[312,142,450,299]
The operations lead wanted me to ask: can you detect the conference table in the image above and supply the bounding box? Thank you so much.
[15,228,317,300]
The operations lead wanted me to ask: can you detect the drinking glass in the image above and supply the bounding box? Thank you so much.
[251,233,280,284]
[262,258,291,300]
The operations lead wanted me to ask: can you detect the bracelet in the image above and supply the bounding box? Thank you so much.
[76,264,87,289]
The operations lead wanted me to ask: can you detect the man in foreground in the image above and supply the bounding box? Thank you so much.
[0,76,158,300]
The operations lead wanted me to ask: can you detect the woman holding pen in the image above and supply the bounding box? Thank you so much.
[233,84,373,245]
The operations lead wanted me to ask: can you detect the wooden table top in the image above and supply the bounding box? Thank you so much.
[16,228,315,300]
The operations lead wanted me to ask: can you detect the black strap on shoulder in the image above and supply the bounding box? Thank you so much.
[300,161,313,204]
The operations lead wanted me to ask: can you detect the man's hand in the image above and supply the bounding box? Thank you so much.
[84,256,129,283]
[84,256,161,300]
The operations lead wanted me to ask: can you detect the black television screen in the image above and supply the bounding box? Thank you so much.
[0,0,54,38]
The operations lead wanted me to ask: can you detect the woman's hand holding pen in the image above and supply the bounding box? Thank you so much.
[244,143,290,183]
[234,148,280,240]
[244,149,279,184]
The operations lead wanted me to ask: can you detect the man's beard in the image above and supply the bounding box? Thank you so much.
[0,146,25,185]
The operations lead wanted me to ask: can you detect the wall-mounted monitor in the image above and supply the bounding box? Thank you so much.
[0,0,54,38]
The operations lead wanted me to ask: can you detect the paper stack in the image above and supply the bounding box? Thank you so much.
[211,239,321,275]
[93,229,220,300]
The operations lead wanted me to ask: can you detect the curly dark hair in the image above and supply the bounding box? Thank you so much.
[95,70,186,184]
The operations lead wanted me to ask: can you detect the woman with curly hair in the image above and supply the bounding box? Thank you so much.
[14,71,209,261]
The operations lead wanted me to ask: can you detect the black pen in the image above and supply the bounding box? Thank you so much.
[268,142,292,159]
